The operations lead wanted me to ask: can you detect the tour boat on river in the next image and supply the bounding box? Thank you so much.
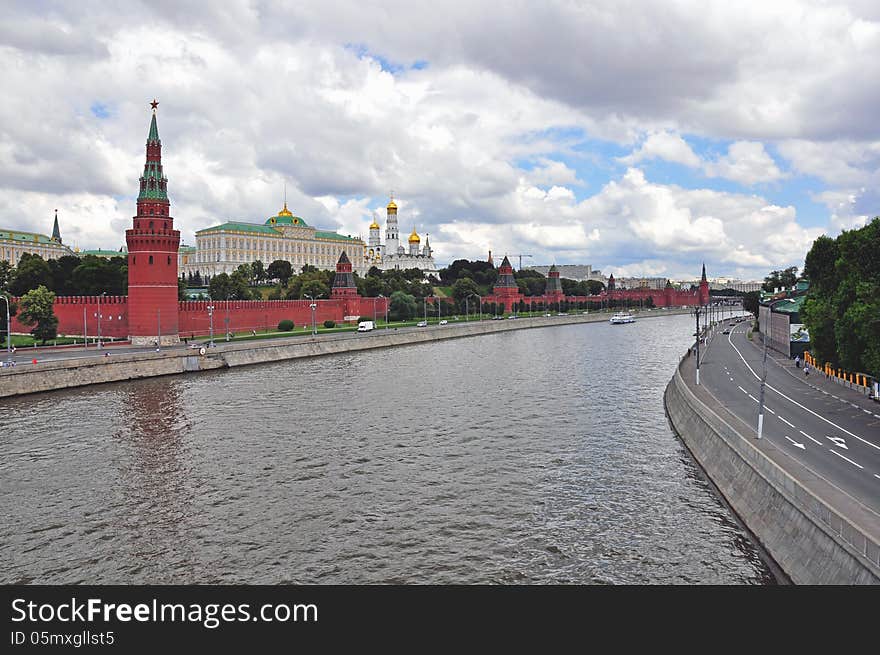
[609,312,635,324]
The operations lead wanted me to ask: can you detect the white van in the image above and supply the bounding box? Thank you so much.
[357,321,375,332]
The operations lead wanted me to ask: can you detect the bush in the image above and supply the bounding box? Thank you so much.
[323,320,336,328]
[278,319,294,331]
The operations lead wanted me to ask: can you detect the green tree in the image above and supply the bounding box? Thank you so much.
[18,285,58,344]
[267,260,293,285]
[388,290,417,321]
[762,266,799,293]
[252,260,265,285]
[47,255,81,295]
[300,279,329,299]
[65,255,128,296]
[209,273,233,300]
[10,253,51,296]
[0,260,13,292]
[451,277,481,304]
[178,277,187,301]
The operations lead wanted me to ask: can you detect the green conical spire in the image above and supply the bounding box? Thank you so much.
[51,209,62,243]
[148,112,159,142]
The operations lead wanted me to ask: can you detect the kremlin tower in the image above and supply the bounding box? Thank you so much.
[492,255,523,312]
[125,100,181,345]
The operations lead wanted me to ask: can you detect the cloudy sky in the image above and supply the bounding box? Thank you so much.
[2,0,878,280]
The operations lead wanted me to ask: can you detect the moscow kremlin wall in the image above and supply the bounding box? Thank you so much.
[10,105,706,342]
[10,105,386,342]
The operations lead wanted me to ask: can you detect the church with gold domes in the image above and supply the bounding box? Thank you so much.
[364,196,439,278]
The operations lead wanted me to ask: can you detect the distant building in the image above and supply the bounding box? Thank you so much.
[615,276,668,290]
[182,202,367,278]
[364,196,439,278]
[526,264,604,282]
[1,210,73,264]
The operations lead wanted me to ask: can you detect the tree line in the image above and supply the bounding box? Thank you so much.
[802,217,879,377]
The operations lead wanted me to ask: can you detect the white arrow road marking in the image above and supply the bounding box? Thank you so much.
[826,435,848,450]
[799,430,823,446]
[829,449,863,469]
[726,332,880,453]
[785,436,806,450]
[778,416,796,428]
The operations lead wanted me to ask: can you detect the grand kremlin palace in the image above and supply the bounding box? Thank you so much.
[180,203,368,278]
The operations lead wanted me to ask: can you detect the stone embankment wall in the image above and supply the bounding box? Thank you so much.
[665,358,880,584]
[0,309,693,399]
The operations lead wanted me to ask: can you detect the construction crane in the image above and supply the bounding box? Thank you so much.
[511,254,533,270]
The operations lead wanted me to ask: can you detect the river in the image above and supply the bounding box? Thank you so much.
[0,312,775,584]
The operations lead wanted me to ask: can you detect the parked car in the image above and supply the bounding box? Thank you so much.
[357,320,375,332]
[416,321,428,327]
[439,319,448,325]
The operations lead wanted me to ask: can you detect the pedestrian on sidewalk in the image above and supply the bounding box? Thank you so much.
[804,363,810,377]
[795,354,801,368]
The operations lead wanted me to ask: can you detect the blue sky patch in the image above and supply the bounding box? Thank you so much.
[90,102,111,119]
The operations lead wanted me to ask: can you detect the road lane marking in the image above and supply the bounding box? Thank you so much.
[738,386,747,394]
[748,394,758,403]
[826,435,848,450]
[765,407,776,415]
[778,416,796,428]
[785,436,806,450]
[875,474,880,480]
[829,449,863,469]
[799,430,823,446]
[864,409,872,414]
[726,331,880,453]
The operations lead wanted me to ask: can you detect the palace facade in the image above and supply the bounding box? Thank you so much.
[181,204,367,279]
[1,211,72,264]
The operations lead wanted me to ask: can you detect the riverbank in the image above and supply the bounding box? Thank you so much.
[665,351,880,584]
[0,308,694,399]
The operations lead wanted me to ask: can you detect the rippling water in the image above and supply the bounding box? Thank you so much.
[0,314,774,584]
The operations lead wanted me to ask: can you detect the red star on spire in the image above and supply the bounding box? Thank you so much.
[150,99,159,111]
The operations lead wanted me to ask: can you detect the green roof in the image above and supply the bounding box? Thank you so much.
[265,213,309,227]
[772,295,805,314]
[315,231,360,242]
[197,221,362,243]
[197,222,281,236]
[178,245,197,252]
[0,229,63,245]
[79,249,126,258]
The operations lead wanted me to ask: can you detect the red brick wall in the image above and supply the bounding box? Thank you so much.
[11,296,129,338]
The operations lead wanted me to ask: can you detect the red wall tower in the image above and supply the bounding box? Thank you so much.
[126,101,181,345]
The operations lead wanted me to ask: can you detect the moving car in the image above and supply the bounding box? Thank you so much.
[417,321,428,327]
[439,319,448,325]
[357,320,375,332]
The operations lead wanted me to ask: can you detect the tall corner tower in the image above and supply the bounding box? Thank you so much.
[385,196,399,254]
[699,262,710,305]
[125,100,181,345]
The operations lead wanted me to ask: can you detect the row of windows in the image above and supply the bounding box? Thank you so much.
[198,237,348,256]
[132,255,172,266]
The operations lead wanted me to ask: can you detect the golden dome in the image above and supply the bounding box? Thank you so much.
[369,219,380,230]
[278,201,293,217]
[387,198,397,211]
[408,228,420,243]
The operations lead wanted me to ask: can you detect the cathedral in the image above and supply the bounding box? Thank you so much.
[364,196,439,278]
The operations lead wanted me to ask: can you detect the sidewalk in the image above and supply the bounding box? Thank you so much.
[764,348,880,413]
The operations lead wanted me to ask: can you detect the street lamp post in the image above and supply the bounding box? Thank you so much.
[1,294,11,364]
[304,294,317,335]
[96,292,106,349]
[207,305,215,347]
[378,294,387,329]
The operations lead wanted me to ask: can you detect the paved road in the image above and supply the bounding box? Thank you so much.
[696,319,880,518]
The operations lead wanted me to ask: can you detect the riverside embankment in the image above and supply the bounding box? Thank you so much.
[1,308,693,399]
[665,350,880,584]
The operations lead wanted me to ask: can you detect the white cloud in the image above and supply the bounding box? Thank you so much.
[704,141,787,186]
[617,132,701,168]
[1,0,878,281]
